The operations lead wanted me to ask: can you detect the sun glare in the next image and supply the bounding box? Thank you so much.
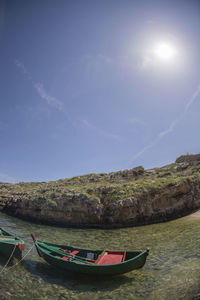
[153,42,176,61]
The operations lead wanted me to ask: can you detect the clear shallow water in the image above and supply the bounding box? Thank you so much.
[0,212,200,300]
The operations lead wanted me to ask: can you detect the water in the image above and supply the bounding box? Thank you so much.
[0,211,200,300]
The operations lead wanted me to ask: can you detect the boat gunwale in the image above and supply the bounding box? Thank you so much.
[0,227,25,258]
[35,239,149,267]
[0,227,24,243]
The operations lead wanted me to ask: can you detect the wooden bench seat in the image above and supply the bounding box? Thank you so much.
[96,251,126,265]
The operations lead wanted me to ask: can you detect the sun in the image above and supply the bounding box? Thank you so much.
[153,42,176,61]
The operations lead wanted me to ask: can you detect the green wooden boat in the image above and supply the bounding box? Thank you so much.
[0,228,25,259]
[31,234,149,276]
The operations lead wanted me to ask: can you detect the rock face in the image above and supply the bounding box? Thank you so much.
[3,193,103,226]
[175,154,200,164]
[1,154,200,228]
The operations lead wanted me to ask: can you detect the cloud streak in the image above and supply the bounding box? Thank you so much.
[80,119,122,142]
[15,60,64,111]
[15,59,122,142]
[34,83,63,111]
[15,60,33,81]
[132,83,200,162]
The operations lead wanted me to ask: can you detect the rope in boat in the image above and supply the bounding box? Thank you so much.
[0,243,35,274]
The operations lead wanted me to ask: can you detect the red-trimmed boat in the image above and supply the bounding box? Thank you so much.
[0,228,25,259]
[31,234,149,276]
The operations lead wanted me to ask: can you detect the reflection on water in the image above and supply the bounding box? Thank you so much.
[0,211,200,299]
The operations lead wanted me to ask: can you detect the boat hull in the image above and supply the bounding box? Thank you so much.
[0,228,25,259]
[41,250,148,275]
[33,237,149,276]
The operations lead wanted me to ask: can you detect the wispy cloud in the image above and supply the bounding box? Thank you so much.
[132,83,200,162]
[15,59,122,142]
[80,119,122,141]
[183,84,200,114]
[15,60,64,111]
[128,117,146,126]
[34,83,63,111]
[0,173,16,183]
[15,60,33,80]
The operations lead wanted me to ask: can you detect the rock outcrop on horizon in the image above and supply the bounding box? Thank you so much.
[0,153,200,228]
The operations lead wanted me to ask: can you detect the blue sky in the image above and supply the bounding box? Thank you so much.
[0,0,200,183]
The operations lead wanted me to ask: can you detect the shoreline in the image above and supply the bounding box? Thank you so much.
[183,209,200,220]
[1,154,200,230]
[2,207,200,229]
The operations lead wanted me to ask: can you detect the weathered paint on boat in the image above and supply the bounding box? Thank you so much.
[31,234,149,276]
[0,228,25,259]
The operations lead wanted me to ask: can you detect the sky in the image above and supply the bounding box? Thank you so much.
[0,0,200,183]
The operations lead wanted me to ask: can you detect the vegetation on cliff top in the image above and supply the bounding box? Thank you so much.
[0,154,200,208]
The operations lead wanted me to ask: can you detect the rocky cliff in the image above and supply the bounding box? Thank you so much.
[1,154,200,228]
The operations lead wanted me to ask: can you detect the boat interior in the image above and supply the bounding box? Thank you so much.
[38,242,142,265]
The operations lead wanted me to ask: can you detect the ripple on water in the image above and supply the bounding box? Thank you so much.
[0,212,200,299]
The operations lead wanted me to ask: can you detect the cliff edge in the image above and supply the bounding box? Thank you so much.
[1,154,200,228]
